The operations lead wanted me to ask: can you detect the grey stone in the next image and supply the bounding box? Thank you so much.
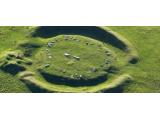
[47,42,54,47]
[64,53,71,57]
[16,53,23,59]
[64,35,69,40]
[75,39,80,42]
[91,67,97,72]
[70,36,73,39]
[48,56,52,59]
[44,64,50,67]
[73,56,80,60]
[70,75,74,79]
[79,75,83,78]
[106,53,111,56]
[75,73,78,76]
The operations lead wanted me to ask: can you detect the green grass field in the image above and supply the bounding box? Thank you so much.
[0,26,159,93]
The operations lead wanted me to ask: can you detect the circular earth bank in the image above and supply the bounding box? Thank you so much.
[34,35,118,86]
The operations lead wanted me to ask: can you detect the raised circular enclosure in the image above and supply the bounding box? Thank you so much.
[0,26,139,92]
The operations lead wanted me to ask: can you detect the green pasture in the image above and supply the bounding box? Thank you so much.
[0,26,159,93]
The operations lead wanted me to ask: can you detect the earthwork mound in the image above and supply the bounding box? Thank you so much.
[0,26,139,92]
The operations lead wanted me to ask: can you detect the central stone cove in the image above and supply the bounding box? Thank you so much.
[34,35,117,86]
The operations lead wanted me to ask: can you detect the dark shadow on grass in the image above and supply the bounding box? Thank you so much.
[32,26,127,51]
[25,83,50,93]
[104,80,133,93]
[19,42,42,57]
[40,71,108,87]
[1,64,26,75]
[104,86,123,93]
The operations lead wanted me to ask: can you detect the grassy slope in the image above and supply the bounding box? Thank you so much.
[0,27,31,92]
[109,26,160,92]
[0,26,160,92]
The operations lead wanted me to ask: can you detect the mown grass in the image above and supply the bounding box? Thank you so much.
[35,35,116,81]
